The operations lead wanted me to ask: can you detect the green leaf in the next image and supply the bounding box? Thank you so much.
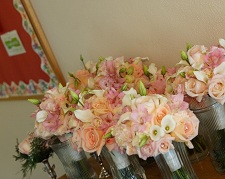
[143,65,150,77]
[127,66,134,75]
[27,99,40,105]
[104,131,113,139]
[186,43,193,51]
[121,83,128,91]
[70,90,79,101]
[180,72,186,78]
[139,135,148,147]
[80,54,87,70]
[139,81,147,96]
[180,50,188,61]
[161,66,166,77]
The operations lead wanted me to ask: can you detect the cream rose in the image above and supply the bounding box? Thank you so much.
[208,75,225,104]
[81,125,105,155]
[185,78,207,102]
[171,111,199,147]
[187,45,206,70]
[18,136,32,155]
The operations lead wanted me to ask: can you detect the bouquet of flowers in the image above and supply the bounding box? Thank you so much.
[15,55,199,178]
[104,87,199,178]
[13,133,56,178]
[167,39,225,104]
[166,39,225,174]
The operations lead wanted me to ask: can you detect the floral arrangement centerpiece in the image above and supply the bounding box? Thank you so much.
[103,87,199,178]
[13,133,56,179]
[166,39,225,173]
[167,39,225,104]
[15,55,199,179]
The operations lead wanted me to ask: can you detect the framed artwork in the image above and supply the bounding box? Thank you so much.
[0,0,66,100]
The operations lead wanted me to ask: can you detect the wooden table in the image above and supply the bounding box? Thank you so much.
[58,156,225,179]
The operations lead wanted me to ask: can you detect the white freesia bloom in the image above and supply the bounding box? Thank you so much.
[193,71,208,83]
[36,110,48,123]
[161,114,176,133]
[149,125,165,141]
[219,39,225,48]
[213,62,225,75]
[74,109,95,123]
[122,88,138,106]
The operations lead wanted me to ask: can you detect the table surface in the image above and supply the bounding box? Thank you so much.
[58,155,225,179]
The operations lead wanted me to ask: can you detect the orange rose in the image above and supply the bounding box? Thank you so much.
[91,97,112,116]
[81,125,105,155]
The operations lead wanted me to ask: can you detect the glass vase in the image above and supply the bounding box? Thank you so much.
[188,95,225,174]
[50,140,97,179]
[186,132,209,163]
[101,147,146,179]
[154,142,198,179]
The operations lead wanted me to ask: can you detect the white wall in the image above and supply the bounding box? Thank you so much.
[2,0,225,178]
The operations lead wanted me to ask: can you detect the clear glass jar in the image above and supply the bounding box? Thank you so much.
[50,140,97,179]
[188,95,225,174]
[101,147,146,179]
[154,142,198,179]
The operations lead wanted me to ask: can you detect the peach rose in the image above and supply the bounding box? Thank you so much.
[171,111,199,145]
[187,45,206,70]
[81,125,105,155]
[91,97,112,116]
[185,78,207,102]
[132,63,144,78]
[154,104,171,125]
[68,69,93,90]
[208,75,225,104]
[18,136,32,155]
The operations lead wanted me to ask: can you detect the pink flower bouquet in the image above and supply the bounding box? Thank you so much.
[167,39,225,104]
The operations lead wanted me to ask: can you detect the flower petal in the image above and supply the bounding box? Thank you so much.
[74,109,95,123]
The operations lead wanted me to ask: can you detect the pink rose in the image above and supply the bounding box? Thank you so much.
[208,75,225,104]
[187,45,206,70]
[40,98,58,112]
[81,125,105,155]
[185,78,207,102]
[136,142,154,160]
[18,136,32,155]
[154,135,174,155]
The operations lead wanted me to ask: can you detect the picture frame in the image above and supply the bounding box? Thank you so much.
[0,0,66,100]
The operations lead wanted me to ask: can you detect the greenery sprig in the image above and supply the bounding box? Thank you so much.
[13,136,53,178]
